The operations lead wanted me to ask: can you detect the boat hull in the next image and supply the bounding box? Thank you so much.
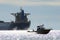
[0,21,30,30]
[37,29,50,34]
[14,21,30,30]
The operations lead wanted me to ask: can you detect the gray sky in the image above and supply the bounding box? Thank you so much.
[0,0,60,6]
[0,0,60,30]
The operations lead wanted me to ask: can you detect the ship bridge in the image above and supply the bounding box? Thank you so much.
[11,8,30,23]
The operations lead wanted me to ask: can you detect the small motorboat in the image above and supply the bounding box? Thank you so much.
[36,24,51,34]
[27,24,51,34]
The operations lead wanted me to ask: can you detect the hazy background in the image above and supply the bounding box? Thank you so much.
[0,0,60,30]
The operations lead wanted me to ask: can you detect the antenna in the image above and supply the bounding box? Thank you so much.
[20,7,23,11]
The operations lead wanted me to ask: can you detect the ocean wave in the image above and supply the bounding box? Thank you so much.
[0,30,60,40]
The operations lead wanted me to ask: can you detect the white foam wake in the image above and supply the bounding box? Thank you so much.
[0,30,60,40]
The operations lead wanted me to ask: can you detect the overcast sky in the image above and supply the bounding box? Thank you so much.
[0,0,60,30]
[0,0,60,6]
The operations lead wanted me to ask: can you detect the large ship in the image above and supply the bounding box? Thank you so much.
[0,8,31,30]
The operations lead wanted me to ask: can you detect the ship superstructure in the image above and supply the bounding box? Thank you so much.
[11,8,31,30]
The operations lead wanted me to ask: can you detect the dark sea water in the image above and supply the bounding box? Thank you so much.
[0,30,60,40]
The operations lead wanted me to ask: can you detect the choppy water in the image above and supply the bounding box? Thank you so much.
[0,30,60,40]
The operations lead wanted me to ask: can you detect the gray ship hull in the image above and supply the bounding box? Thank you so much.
[0,22,11,30]
[14,22,30,30]
[0,21,30,30]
